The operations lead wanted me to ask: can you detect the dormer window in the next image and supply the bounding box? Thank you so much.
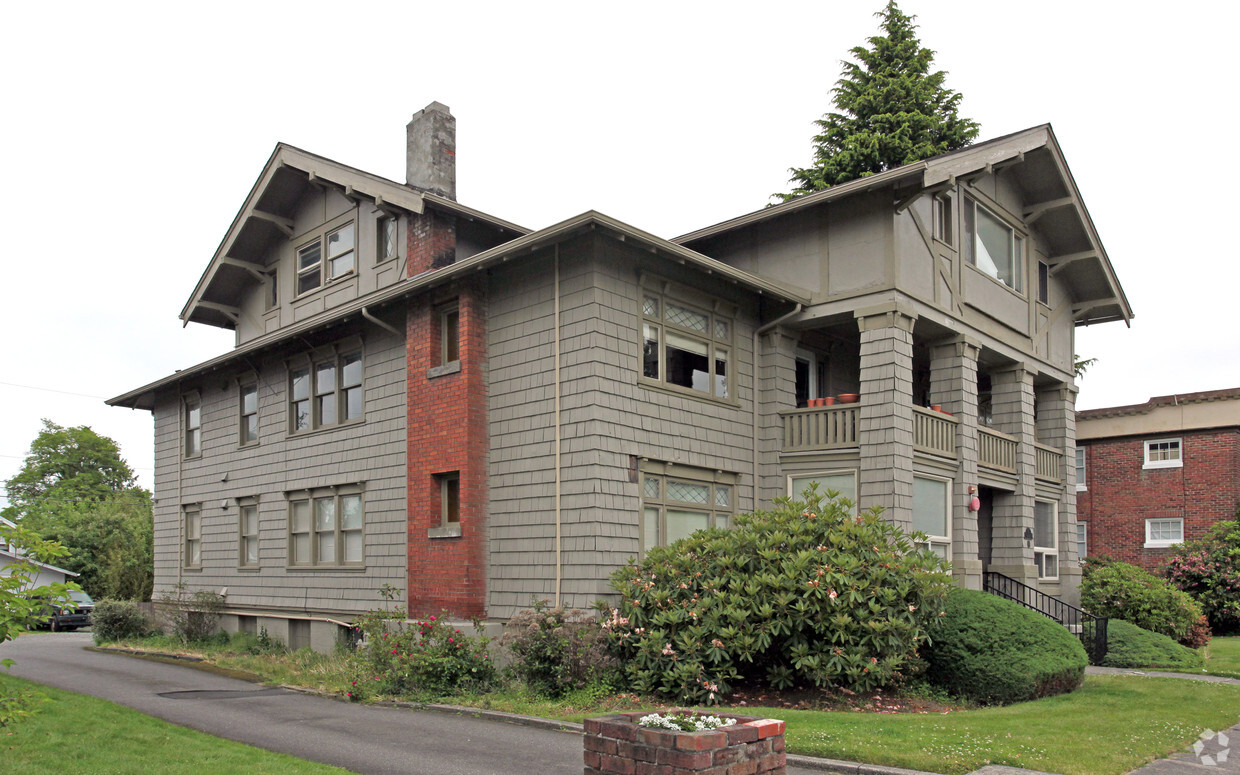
[297,241,322,294]
[296,222,356,296]
[964,198,1024,293]
[327,223,355,279]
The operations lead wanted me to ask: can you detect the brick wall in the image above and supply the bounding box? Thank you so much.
[405,207,488,618]
[1078,427,1240,571]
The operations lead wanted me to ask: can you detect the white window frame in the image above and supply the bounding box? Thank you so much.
[1034,499,1059,580]
[640,466,735,555]
[912,475,952,560]
[1143,438,1183,469]
[964,196,1024,294]
[287,486,365,568]
[794,347,830,408]
[640,289,733,401]
[1076,522,1088,564]
[1145,517,1184,548]
[787,470,858,514]
[295,219,356,297]
[1074,446,1087,491]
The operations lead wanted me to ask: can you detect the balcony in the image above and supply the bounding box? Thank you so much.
[978,427,1018,473]
[782,404,859,452]
[1035,442,1064,482]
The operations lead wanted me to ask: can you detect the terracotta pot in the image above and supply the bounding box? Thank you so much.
[836,393,860,404]
[822,396,836,406]
[931,404,942,412]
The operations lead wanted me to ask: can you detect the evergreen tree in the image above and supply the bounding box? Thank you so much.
[780,1,979,199]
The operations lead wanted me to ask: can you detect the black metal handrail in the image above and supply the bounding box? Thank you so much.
[983,571,1108,663]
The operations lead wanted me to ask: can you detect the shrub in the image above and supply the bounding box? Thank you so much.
[349,609,495,700]
[1101,619,1204,671]
[1081,561,1204,645]
[500,600,619,697]
[90,599,152,643]
[158,584,224,643]
[1165,519,1240,635]
[921,588,1087,705]
[603,486,953,705]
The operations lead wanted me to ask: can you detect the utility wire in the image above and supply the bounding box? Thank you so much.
[0,380,109,400]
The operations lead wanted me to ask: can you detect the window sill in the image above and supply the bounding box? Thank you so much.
[1075,484,1087,492]
[964,262,1026,300]
[428,361,461,380]
[429,524,462,539]
[1143,461,1183,470]
[1144,541,1181,549]
[236,566,262,572]
[288,417,364,439]
[284,565,368,572]
[638,377,739,408]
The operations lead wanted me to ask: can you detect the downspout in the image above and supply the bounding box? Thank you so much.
[751,304,803,511]
[554,245,563,607]
[361,306,402,337]
[177,384,184,589]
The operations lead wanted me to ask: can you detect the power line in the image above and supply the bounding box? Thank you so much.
[0,380,109,400]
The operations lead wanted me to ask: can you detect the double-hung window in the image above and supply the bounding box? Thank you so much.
[1074,446,1087,491]
[239,500,259,567]
[184,505,202,568]
[912,476,951,560]
[290,352,363,432]
[641,291,732,399]
[1034,500,1059,579]
[1145,518,1183,548]
[640,467,735,553]
[185,400,202,457]
[288,487,364,567]
[1144,438,1182,469]
[240,383,258,445]
[964,198,1024,293]
[296,222,356,295]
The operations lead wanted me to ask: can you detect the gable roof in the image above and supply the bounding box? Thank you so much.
[181,143,531,330]
[675,124,1132,327]
[108,210,809,410]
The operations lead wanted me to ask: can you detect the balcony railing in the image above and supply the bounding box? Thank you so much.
[913,406,957,458]
[782,405,859,451]
[978,427,1018,473]
[1035,443,1063,482]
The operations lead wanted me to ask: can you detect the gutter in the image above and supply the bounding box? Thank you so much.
[751,304,803,510]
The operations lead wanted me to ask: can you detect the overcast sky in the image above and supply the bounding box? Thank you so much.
[2,0,1236,501]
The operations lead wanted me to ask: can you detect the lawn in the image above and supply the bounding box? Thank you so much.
[0,673,348,775]
[1204,636,1240,678]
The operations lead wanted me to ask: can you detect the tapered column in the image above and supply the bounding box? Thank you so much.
[989,363,1038,584]
[855,305,917,531]
[930,337,982,589]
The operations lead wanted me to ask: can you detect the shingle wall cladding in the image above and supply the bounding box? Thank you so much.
[149,324,408,617]
[1078,427,1240,571]
[485,236,761,618]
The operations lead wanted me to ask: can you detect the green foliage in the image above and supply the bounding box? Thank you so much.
[1073,355,1098,378]
[1081,561,1204,644]
[1101,619,1204,671]
[604,485,953,705]
[3,419,137,517]
[228,628,288,656]
[349,609,496,700]
[0,522,75,669]
[0,686,47,729]
[780,1,979,198]
[922,588,1086,705]
[90,599,154,643]
[500,600,619,697]
[159,583,224,643]
[1165,519,1240,634]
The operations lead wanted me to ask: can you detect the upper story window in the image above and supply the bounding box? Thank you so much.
[296,222,356,296]
[1076,522,1088,564]
[1075,446,1087,491]
[440,304,460,365]
[240,383,258,445]
[1038,261,1050,304]
[964,198,1024,293]
[640,467,735,554]
[290,351,363,433]
[185,400,202,457]
[1034,500,1059,579]
[378,216,399,263]
[933,195,953,246]
[288,486,364,567]
[1144,438,1182,469]
[641,291,732,399]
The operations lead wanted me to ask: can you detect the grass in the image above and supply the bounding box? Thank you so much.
[1204,636,1240,678]
[0,673,349,775]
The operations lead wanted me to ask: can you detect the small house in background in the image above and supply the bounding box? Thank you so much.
[108,104,1131,649]
[1076,388,1240,571]
[0,516,79,589]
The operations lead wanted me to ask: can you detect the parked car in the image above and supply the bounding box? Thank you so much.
[44,590,95,632]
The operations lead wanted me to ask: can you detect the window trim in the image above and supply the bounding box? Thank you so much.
[439,303,460,367]
[1074,446,1087,491]
[286,485,365,568]
[183,504,202,569]
[933,194,953,246]
[1034,499,1059,580]
[293,214,358,299]
[429,472,462,539]
[377,214,400,265]
[1145,517,1184,548]
[639,286,735,403]
[239,382,259,446]
[1076,522,1088,565]
[1143,437,1183,469]
[238,498,259,569]
[912,474,952,560]
[639,463,737,555]
[184,396,202,459]
[288,350,364,434]
[964,195,1025,294]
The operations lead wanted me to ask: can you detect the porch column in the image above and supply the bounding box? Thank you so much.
[855,305,917,531]
[1037,382,1081,605]
[930,337,982,589]
[989,362,1038,585]
[756,326,798,512]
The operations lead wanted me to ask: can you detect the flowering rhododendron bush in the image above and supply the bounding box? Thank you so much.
[1165,518,1240,635]
[604,486,952,705]
[348,607,495,701]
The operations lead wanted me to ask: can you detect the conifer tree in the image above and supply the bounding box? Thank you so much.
[780,1,979,199]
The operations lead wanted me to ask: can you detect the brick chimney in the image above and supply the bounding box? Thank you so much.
[406,101,456,201]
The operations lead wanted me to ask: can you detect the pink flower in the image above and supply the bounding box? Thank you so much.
[448,638,454,643]
[828,589,838,600]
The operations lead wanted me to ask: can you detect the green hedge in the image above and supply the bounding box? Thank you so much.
[1100,619,1204,671]
[1081,561,1204,644]
[922,588,1087,705]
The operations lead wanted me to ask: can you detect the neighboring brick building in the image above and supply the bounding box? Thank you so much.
[108,104,1133,647]
[1076,388,1240,571]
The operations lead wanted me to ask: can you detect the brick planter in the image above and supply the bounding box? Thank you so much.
[583,710,786,775]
